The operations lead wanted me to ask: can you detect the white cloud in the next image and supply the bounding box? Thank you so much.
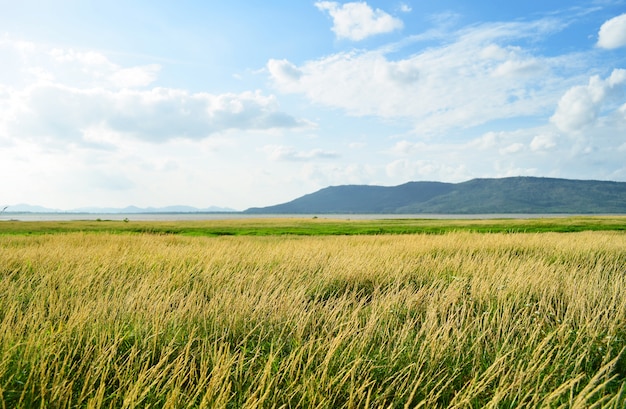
[0,39,312,145]
[480,44,545,78]
[551,69,626,133]
[468,129,540,156]
[388,140,427,155]
[467,128,563,157]
[49,49,160,89]
[530,133,558,151]
[300,162,377,186]
[267,59,303,82]
[4,85,311,143]
[597,13,626,49]
[386,159,468,181]
[263,145,339,161]
[480,44,508,60]
[109,65,161,88]
[348,142,366,149]
[492,58,542,77]
[399,3,412,13]
[50,48,113,66]
[499,142,524,154]
[0,45,160,90]
[551,86,597,132]
[315,1,403,41]
[268,18,572,135]
[469,131,502,150]
[0,37,36,53]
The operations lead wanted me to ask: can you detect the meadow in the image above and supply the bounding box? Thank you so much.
[1,217,625,407]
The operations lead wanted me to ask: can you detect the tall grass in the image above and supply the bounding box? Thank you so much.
[0,231,625,407]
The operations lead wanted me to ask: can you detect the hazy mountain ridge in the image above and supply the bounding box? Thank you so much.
[244,177,626,214]
[2,204,236,213]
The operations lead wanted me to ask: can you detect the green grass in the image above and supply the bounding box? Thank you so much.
[1,215,625,236]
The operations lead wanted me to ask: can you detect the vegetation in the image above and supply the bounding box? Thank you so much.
[1,220,625,407]
[0,215,625,236]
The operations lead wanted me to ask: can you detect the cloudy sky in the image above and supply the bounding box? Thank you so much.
[2,1,626,210]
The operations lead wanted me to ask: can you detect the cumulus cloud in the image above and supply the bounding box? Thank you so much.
[6,85,311,143]
[597,13,626,49]
[468,130,532,155]
[268,19,566,134]
[469,131,502,150]
[315,1,403,41]
[263,145,339,161]
[551,69,626,133]
[551,86,597,132]
[267,59,303,82]
[0,40,312,145]
[530,133,558,151]
[388,140,427,155]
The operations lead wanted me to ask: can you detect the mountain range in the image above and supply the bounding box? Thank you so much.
[244,177,626,214]
[5,177,626,215]
[2,204,236,214]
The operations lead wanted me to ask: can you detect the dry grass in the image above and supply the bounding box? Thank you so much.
[1,231,625,407]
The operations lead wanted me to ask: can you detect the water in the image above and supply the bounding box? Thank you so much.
[0,213,587,222]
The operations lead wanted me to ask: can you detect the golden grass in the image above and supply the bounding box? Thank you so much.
[1,231,625,407]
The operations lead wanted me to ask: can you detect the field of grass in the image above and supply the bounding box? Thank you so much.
[1,215,625,236]
[1,218,625,407]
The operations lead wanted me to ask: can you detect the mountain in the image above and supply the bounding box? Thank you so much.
[70,205,236,213]
[2,204,63,213]
[3,204,236,213]
[244,177,626,214]
[247,182,453,214]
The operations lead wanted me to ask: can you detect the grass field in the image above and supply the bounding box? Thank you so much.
[1,217,625,407]
[1,215,625,236]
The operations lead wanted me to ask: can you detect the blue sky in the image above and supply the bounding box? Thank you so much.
[1,1,626,210]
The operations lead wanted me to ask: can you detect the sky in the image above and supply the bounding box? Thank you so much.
[1,1,626,211]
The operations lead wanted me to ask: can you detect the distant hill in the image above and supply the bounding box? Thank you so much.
[244,177,626,214]
[3,204,236,213]
[2,204,63,213]
[70,205,236,213]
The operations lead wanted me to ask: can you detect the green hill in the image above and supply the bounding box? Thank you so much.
[245,177,626,214]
